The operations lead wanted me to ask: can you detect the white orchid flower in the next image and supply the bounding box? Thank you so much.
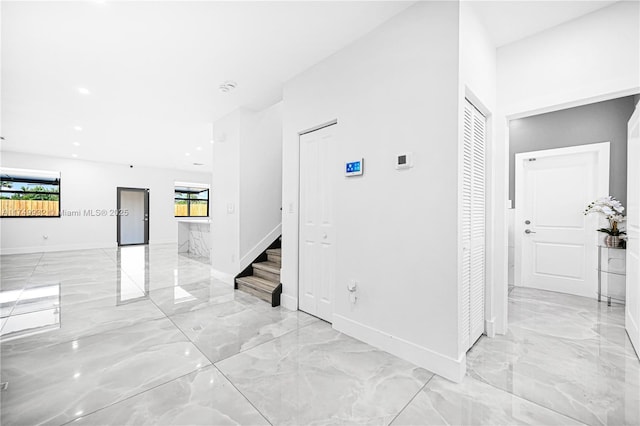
[610,214,626,222]
[584,196,626,233]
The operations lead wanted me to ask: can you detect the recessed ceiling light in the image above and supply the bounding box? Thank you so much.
[185,152,191,156]
[209,139,214,144]
[77,87,91,95]
[72,142,80,146]
[74,126,82,132]
[196,146,202,151]
[72,154,78,158]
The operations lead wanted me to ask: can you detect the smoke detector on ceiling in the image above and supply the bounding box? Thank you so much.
[219,81,237,93]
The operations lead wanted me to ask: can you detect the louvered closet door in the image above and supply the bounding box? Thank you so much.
[462,99,486,350]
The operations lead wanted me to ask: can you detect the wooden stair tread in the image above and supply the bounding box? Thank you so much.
[235,239,283,307]
[236,276,279,293]
[252,261,280,274]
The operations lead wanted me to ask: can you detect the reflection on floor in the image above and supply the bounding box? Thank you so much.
[0,245,638,425]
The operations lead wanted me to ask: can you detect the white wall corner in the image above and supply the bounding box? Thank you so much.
[333,314,466,383]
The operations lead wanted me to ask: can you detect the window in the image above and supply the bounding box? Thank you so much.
[1,168,61,217]
[174,186,209,217]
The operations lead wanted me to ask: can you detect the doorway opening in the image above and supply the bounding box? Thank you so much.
[514,143,609,298]
[503,95,637,332]
[117,187,149,246]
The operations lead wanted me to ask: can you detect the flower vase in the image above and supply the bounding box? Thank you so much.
[604,235,621,248]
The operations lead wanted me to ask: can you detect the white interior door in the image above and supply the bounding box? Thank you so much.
[462,100,486,350]
[515,143,609,299]
[626,103,640,358]
[299,124,335,322]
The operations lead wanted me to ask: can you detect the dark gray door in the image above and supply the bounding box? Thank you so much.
[117,187,149,246]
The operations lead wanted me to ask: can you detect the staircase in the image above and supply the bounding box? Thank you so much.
[235,247,282,307]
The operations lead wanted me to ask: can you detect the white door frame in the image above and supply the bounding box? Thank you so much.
[514,142,610,296]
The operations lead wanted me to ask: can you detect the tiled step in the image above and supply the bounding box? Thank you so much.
[266,248,281,265]
[252,261,280,282]
[235,276,279,304]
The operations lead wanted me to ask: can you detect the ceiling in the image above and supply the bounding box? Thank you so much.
[468,0,618,47]
[0,1,414,171]
[0,1,618,171]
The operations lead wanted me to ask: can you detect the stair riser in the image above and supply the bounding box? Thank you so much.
[267,254,281,264]
[237,283,272,303]
[253,268,280,283]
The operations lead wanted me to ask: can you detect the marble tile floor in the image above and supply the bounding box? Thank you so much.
[466,287,640,426]
[0,245,638,425]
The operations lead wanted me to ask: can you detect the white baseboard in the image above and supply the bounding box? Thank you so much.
[0,239,179,255]
[149,239,177,246]
[333,314,466,383]
[210,268,235,285]
[281,293,298,311]
[0,242,117,255]
[239,223,281,271]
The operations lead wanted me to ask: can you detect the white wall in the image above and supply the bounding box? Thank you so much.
[211,110,241,277]
[498,2,639,116]
[239,102,283,266]
[282,1,464,382]
[459,3,496,111]
[0,151,211,254]
[491,1,640,333]
[211,103,283,280]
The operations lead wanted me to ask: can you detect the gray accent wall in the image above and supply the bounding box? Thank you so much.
[509,96,637,207]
